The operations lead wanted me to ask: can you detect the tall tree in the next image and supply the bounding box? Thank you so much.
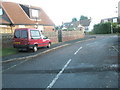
[80,15,88,20]
[72,17,77,22]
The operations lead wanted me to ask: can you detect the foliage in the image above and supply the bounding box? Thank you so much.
[72,17,77,22]
[80,15,88,20]
[93,22,111,34]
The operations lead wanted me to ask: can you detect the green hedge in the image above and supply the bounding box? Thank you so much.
[93,22,111,34]
[93,22,120,34]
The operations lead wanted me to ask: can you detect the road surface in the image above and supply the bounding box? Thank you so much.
[2,35,119,88]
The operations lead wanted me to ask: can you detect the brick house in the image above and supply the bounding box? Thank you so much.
[0,1,55,33]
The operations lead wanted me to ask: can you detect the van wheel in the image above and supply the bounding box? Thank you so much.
[47,43,51,48]
[33,45,37,52]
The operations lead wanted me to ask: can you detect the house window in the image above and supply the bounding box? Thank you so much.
[38,25,44,31]
[30,9,40,19]
[31,9,39,17]
[0,8,3,15]
[19,25,25,28]
[113,18,117,23]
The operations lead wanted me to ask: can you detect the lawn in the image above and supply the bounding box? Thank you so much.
[1,48,18,57]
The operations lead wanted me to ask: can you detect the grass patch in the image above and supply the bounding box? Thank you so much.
[1,48,18,57]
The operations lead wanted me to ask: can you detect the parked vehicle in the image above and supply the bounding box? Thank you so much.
[13,28,51,52]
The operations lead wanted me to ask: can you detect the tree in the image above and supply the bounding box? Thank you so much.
[80,15,88,20]
[112,23,120,33]
[72,17,77,22]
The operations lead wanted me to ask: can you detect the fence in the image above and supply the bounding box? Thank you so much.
[1,30,84,48]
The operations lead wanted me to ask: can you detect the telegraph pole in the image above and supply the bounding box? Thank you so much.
[111,22,113,34]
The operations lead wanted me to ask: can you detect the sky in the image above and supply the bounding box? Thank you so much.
[2,0,120,29]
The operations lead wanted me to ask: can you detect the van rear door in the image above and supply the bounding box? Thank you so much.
[14,30,21,45]
[14,29,28,45]
[20,30,28,45]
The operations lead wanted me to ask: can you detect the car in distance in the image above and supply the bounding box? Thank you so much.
[13,28,51,52]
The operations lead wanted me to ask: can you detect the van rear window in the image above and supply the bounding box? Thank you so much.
[21,30,27,38]
[14,30,20,38]
[30,30,40,39]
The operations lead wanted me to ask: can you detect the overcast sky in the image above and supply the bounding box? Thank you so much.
[3,0,120,29]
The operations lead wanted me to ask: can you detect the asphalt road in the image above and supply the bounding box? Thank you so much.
[2,35,119,88]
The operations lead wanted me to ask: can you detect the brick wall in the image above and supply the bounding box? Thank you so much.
[43,31,58,44]
[62,31,84,42]
[43,26,54,32]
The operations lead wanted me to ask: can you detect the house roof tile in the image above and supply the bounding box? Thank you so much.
[80,19,91,26]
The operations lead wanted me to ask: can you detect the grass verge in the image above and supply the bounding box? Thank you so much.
[1,48,18,57]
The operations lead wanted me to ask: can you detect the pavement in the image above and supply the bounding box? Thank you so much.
[2,34,120,88]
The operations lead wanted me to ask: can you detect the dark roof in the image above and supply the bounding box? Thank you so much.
[62,19,91,29]
[69,21,80,29]
[1,1,54,25]
[79,19,91,26]
[101,17,120,24]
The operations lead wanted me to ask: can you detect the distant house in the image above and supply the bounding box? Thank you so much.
[79,19,91,32]
[61,19,91,32]
[61,21,84,31]
[0,1,55,33]
[101,17,120,26]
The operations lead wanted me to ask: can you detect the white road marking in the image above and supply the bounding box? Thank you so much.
[0,59,28,73]
[74,47,82,55]
[46,59,72,89]
[112,46,119,53]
